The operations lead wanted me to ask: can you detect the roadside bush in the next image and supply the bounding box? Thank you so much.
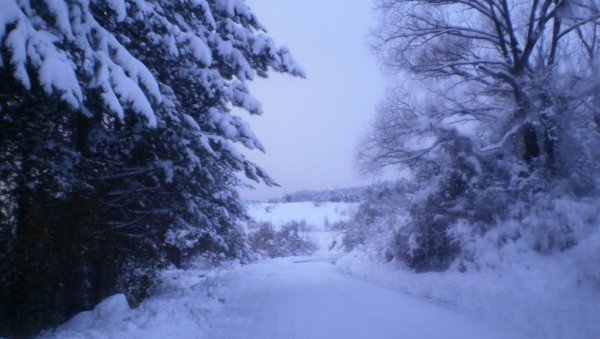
[368,136,599,273]
[449,194,600,266]
[338,181,412,255]
[248,221,317,258]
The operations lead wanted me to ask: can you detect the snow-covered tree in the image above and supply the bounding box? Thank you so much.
[0,0,303,336]
[366,0,600,174]
[359,0,600,271]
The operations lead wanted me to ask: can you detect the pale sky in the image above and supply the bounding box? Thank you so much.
[241,0,390,200]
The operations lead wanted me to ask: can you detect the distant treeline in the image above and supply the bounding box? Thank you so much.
[266,181,413,204]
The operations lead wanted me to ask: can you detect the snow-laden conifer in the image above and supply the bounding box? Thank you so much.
[0,1,303,336]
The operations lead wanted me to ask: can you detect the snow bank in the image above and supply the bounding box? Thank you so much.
[38,262,240,339]
[335,248,600,339]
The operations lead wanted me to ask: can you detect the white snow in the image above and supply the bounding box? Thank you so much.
[336,249,600,339]
[40,257,533,339]
[45,0,73,38]
[248,201,356,228]
[191,0,216,29]
[208,257,532,339]
[37,45,82,107]
[247,201,357,253]
[226,81,262,114]
[59,294,130,331]
[0,0,163,125]
[5,18,33,90]
[105,0,127,22]
[108,35,162,103]
[215,0,252,19]
[39,263,237,339]
[178,32,212,66]
[0,0,304,141]
[250,201,600,338]
[40,201,600,339]
[110,66,157,127]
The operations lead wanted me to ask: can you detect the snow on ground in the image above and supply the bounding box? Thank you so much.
[38,261,237,339]
[39,201,599,338]
[206,256,533,339]
[247,201,356,228]
[40,202,357,339]
[249,201,600,338]
[42,255,533,339]
[335,247,600,339]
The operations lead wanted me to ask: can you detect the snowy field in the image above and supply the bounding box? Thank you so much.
[247,201,357,254]
[247,201,356,228]
[40,201,600,339]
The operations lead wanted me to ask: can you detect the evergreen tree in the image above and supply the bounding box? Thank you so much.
[0,0,303,336]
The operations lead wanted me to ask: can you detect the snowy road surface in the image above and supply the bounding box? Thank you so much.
[208,256,533,339]
[43,200,540,339]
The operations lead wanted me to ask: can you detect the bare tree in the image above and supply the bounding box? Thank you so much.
[364,0,600,175]
[357,0,600,271]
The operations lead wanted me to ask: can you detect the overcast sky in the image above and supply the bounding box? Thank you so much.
[241,0,390,200]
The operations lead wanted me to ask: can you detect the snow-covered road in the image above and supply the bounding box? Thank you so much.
[208,256,533,339]
[42,200,542,339]
[38,197,596,339]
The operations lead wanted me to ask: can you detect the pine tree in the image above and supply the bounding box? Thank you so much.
[0,0,303,336]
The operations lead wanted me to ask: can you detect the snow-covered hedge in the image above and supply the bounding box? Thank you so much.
[248,221,317,258]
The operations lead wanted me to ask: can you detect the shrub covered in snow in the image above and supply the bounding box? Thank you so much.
[349,131,600,273]
[348,131,600,275]
[248,221,317,258]
[337,181,411,255]
[353,0,600,275]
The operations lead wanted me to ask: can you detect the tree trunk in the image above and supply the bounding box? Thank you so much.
[522,123,540,164]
